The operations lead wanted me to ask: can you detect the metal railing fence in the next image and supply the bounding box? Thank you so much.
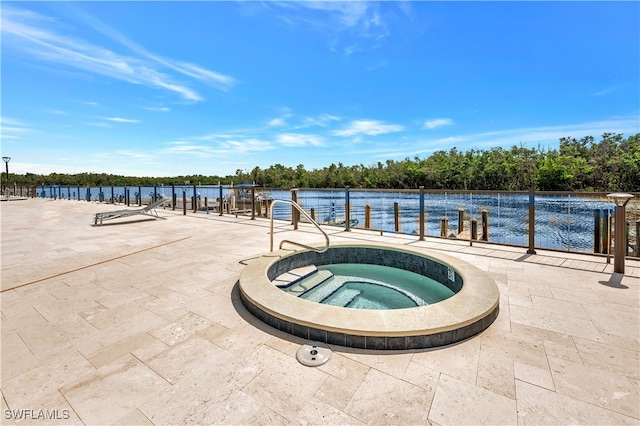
[35,184,639,257]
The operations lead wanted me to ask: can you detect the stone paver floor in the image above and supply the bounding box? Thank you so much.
[1,198,638,425]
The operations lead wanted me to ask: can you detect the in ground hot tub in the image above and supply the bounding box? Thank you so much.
[239,242,499,350]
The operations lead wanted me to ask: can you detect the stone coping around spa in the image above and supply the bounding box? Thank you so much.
[239,241,500,338]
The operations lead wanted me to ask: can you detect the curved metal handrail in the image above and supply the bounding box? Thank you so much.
[269,199,330,253]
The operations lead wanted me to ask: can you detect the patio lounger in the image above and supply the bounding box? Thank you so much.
[94,197,170,225]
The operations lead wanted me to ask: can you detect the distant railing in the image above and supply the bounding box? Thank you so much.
[1,185,36,199]
[35,184,640,258]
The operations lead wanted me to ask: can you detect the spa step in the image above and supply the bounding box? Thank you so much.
[323,288,361,307]
[301,278,346,303]
[274,265,318,288]
[287,270,334,295]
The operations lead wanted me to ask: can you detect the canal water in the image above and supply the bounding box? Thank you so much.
[38,185,622,254]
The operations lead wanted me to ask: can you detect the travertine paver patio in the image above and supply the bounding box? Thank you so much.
[1,198,638,425]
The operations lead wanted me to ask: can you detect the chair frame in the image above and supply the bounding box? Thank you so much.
[94,198,170,225]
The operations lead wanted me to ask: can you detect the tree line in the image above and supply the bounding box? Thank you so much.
[6,132,639,192]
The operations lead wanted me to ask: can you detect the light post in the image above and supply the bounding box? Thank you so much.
[2,156,10,194]
[607,193,634,274]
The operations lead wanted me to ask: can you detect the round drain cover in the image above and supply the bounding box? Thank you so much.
[296,342,332,367]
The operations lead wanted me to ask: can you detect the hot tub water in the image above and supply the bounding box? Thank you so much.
[282,263,455,309]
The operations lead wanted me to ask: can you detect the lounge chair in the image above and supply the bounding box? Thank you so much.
[94,197,170,225]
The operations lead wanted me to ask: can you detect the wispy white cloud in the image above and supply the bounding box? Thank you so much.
[194,133,235,141]
[341,116,640,165]
[301,114,341,127]
[592,86,621,97]
[144,106,170,112]
[169,62,235,92]
[423,118,454,130]
[0,117,28,127]
[332,119,404,137]
[372,116,640,160]
[465,118,639,149]
[161,138,274,158]
[69,6,237,92]
[0,116,32,141]
[268,1,394,54]
[1,5,235,102]
[220,139,274,154]
[277,133,324,147]
[267,107,294,127]
[113,150,155,162]
[161,141,218,158]
[102,117,140,123]
[42,109,68,116]
[269,111,341,130]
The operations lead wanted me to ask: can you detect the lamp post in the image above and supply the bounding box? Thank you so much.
[607,193,634,274]
[2,156,10,194]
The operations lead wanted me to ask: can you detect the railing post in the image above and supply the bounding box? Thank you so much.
[527,189,536,254]
[614,205,625,272]
[365,205,371,230]
[251,186,256,220]
[219,184,224,216]
[193,184,197,213]
[344,186,351,232]
[626,221,630,256]
[440,216,448,237]
[635,220,640,257]
[594,209,601,253]
[394,202,400,233]
[602,209,611,255]
[419,186,425,241]
[457,208,465,234]
[172,185,176,210]
[291,188,299,230]
[607,193,634,273]
[471,218,478,240]
[183,189,187,216]
[481,209,488,241]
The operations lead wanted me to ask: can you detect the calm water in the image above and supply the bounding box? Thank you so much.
[288,264,455,310]
[37,185,616,253]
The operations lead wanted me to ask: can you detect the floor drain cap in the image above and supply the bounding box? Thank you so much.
[296,342,332,367]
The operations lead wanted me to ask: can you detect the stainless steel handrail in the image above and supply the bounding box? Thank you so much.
[269,199,330,252]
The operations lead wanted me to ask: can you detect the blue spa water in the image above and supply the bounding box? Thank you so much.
[293,263,455,310]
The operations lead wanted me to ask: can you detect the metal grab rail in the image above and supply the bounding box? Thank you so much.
[269,199,330,253]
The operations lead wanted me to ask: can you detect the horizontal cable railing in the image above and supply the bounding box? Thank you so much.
[35,184,640,257]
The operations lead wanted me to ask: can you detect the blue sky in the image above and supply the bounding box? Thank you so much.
[2,1,639,177]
